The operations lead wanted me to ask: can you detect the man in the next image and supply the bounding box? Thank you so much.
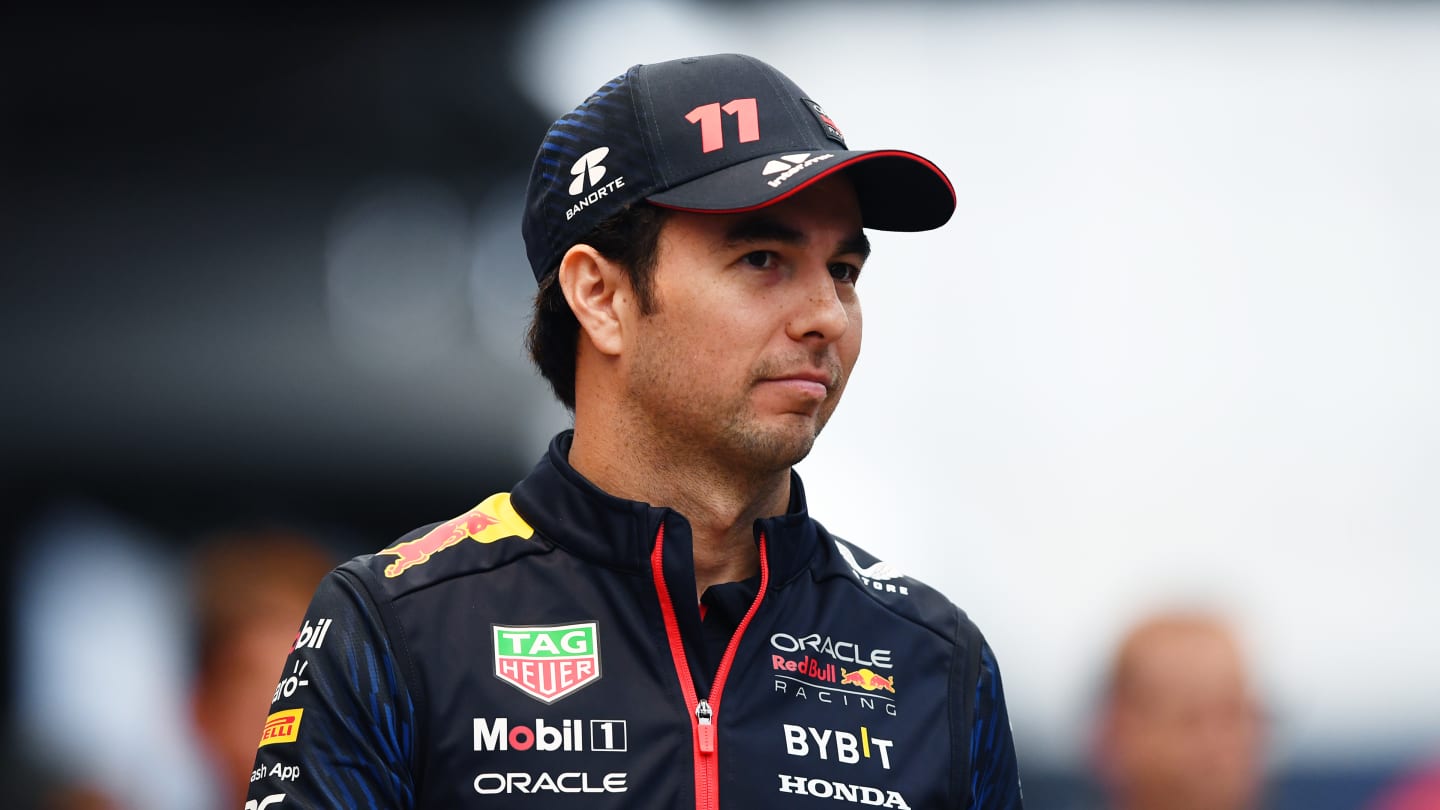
[1092,612,1266,810]
[247,53,1022,809]
[190,531,337,809]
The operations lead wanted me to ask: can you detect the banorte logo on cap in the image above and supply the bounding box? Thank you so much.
[566,146,626,221]
[568,147,609,195]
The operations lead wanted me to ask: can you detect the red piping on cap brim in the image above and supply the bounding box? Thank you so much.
[646,149,955,219]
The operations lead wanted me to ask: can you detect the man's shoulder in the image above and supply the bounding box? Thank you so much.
[818,529,984,645]
[344,491,553,599]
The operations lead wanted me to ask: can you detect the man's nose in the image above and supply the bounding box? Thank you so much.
[785,262,850,344]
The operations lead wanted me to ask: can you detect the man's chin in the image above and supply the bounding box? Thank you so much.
[722,418,822,472]
[775,434,819,468]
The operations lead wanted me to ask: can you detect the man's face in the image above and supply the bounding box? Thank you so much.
[621,174,867,474]
[1100,625,1265,810]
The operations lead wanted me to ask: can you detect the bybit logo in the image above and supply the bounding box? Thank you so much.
[569,147,610,195]
[783,724,894,769]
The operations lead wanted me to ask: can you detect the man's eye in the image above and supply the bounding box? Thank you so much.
[829,263,861,284]
[741,251,777,269]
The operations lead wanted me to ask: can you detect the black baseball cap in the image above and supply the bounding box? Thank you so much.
[521,53,956,283]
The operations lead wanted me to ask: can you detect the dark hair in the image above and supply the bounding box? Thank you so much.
[526,203,670,409]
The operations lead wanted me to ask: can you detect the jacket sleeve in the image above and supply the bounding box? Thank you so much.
[244,565,417,809]
[969,641,1024,809]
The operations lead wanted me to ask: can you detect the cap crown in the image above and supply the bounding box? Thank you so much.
[522,54,847,282]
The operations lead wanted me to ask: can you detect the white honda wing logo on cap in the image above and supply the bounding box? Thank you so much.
[763,153,811,176]
[761,152,835,188]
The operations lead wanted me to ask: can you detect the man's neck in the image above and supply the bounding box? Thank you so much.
[567,422,788,601]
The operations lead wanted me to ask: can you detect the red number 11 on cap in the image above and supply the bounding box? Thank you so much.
[685,98,759,153]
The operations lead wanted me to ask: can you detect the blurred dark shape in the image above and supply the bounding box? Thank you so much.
[40,784,121,810]
[0,733,117,810]
[1092,611,1266,810]
[1368,761,1440,810]
[188,530,338,809]
[0,5,549,578]
[1,8,552,771]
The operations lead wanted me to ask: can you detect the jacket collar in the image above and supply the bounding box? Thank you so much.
[510,430,820,587]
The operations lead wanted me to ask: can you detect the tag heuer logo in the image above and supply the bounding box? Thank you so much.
[493,622,602,704]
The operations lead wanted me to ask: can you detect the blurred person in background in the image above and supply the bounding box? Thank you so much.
[189,531,336,809]
[1367,759,1440,810]
[1092,611,1266,810]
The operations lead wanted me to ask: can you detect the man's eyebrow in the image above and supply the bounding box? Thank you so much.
[840,232,872,261]
[722,216,872,260]
[722,217,806,248]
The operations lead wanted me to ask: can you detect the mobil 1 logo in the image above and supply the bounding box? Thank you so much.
[474,718,628,753]
[291,618,333,652]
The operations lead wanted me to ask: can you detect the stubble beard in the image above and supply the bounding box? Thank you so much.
[715,369,844,473]
[716,403,824,472]
[626,356,842,478]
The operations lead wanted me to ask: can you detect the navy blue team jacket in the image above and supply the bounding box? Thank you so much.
[246,431,1023,809]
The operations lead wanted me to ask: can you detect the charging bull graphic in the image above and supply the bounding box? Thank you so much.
[381,492,535,577]
[841,668,896,694]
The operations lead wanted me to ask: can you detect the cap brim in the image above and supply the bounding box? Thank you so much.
[646,149,955,232]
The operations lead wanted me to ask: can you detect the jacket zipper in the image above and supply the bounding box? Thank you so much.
[650,524,771,810]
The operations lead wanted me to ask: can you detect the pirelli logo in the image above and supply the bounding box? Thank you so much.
[259,708,303,747]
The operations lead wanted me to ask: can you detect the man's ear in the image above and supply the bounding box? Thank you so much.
[558,244,630,357]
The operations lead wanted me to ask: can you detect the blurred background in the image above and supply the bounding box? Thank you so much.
[3,2,1437,809]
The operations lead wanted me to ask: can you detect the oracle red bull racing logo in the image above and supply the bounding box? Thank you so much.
[493,622,602,704]
[381,492,534,577]
[771,631,898,716]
